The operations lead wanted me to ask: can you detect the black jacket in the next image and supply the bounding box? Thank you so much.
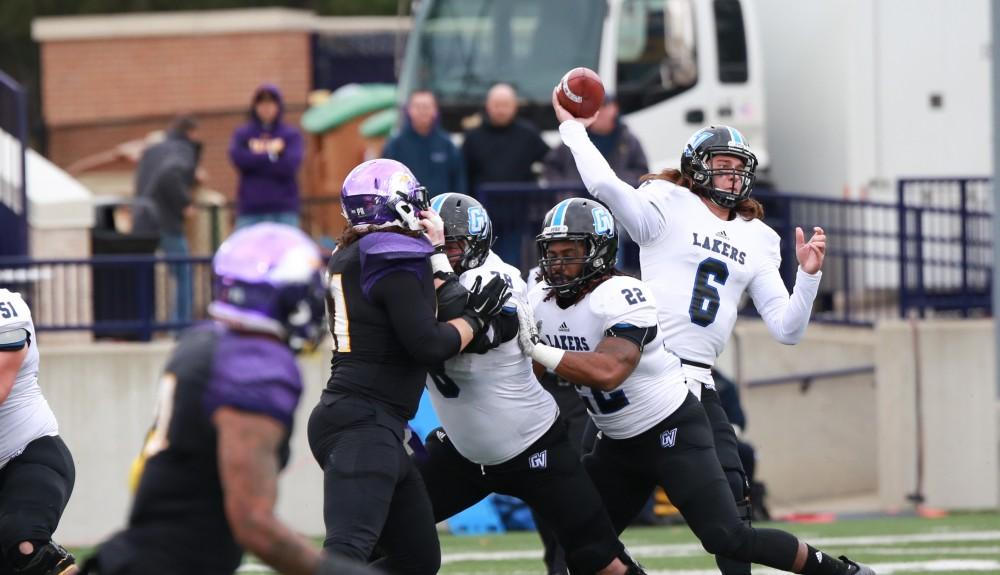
[461,117,550,193]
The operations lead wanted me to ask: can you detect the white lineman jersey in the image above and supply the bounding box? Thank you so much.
[426,252,558,466]
[529,276,688,440]
[0,290,58,468]
[634,181,782,365]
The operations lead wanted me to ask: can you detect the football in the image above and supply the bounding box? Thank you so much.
[557,67,605,118]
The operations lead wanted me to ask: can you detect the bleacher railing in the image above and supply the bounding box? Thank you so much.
[1,178,989,336]
[0,255,212,341]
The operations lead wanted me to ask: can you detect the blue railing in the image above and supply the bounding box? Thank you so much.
[897,177,992,318]
[0,70,28,257]
[5,178,991,334]
[0,255,213,341]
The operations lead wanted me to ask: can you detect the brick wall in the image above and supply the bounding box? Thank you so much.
[41,32,310,127]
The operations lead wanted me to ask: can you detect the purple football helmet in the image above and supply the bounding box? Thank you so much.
[341,158,429,229]
[208,223,328,352]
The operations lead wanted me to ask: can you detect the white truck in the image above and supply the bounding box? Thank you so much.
[397,0,769,172]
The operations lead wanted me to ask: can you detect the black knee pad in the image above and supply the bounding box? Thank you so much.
[8,541,75,575]
[697,522,747,557]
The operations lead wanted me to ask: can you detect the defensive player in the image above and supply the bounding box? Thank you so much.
[84,224,373,575]
[417,193,642,575]
[519,198,874,575]
[554,87,826,575]
[0,289,76,574]
[307,160,510,573]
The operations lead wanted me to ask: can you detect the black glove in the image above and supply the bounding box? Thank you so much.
[460,275,512,333]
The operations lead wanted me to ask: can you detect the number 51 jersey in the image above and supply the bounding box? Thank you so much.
[529,276,688,440]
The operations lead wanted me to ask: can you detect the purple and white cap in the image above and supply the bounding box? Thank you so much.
[341,158,429,229]
[208,223,328,352]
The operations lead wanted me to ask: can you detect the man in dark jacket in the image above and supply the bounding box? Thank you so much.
[229,84,304,229]
[543,95,649,186]
[461,83,550,194]
[133,115,201,323]
[383,91,465,198]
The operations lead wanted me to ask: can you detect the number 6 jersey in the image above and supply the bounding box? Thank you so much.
[559,120,821,366]
[529,276,688,440]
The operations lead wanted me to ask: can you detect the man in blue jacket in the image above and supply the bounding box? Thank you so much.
[383,91,466,197]
[229,84,304,229]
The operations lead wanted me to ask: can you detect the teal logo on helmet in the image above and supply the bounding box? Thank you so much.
[591,207,614,237]
[467,206,487,235]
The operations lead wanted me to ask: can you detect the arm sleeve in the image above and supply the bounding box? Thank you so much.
[748,235,822,345]
[371,270,463,365]
[559,121,667,245]
[268,130,304,178]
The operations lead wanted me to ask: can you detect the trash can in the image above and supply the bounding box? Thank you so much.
[91,198,159,341]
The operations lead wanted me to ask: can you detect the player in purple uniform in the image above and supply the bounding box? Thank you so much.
[83,224,374,575]
[308,159,510,573]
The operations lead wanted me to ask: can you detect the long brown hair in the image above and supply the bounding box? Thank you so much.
[639,169,764,220]
[337,225,423,248]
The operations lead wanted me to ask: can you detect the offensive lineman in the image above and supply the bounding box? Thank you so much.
[84,224,375,575]
[554,87,826,575]
[520,198,874,575]
[417,193,642,575]
[0,290,76,574]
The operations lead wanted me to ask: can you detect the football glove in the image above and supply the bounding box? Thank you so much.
[460,275,511,332]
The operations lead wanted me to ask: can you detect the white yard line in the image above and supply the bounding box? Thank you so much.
[439,531,1000,564]
[643,560,1000,574]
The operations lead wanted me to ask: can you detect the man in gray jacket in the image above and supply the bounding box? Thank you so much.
[543,95,648,186]
[132,115,201,324]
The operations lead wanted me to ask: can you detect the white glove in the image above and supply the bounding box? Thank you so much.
[515,293,540,357]
[515,294,565,370]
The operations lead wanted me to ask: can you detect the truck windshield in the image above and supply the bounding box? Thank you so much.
[402,0,606,131]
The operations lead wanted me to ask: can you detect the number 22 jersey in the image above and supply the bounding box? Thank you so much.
[529,276,688,439]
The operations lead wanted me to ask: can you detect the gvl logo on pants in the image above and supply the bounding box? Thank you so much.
[660,428,678,448]
[528,450,548,469]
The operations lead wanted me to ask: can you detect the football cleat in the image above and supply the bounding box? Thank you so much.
[12,541,75,575]
[839,555,876,575]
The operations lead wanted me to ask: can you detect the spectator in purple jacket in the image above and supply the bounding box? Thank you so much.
[229,84,304,229]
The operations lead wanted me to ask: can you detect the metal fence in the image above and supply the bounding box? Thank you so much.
[897,177,992,318]
[8,178,990,335]
[0,255,213,340]
[0,70,28,257]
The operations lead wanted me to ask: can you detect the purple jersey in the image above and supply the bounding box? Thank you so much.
[96,323,303,575]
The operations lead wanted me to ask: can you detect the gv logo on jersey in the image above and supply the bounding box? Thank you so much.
[660,428,678,448]
[528,450,548,470]
[467,206,487,235]
[591,207,615,237]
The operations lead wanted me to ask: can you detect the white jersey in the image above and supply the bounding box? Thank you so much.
[560,120,822,365]
[0,290,58,468]
[529,276,688,439]
[426,252,559,465]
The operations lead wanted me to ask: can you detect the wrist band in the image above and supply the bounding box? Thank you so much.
[433,244,447,254]
[531,344,565,371]
[430,253,452,275]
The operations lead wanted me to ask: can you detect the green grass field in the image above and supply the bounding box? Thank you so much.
[75,511,1000,574]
